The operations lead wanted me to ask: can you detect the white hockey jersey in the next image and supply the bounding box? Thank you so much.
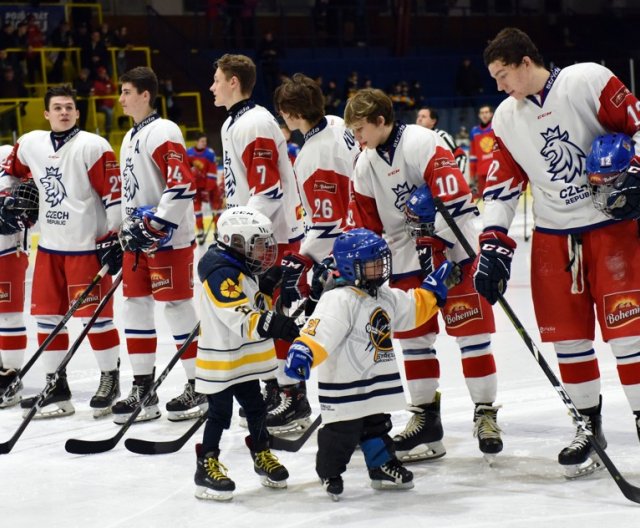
[120,113,195,249]
[296,283,440,423]
[351,123,478,277]
[485,63,640,234]
[2,128,121,253]
[294,115,359,263]
[221,100,304,245]
[0,144,22,255]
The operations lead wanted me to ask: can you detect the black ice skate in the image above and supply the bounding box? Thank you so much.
[247,436,289,488]
[558,398,607,479]
[112,369,161,424]
[393,391,445,462]
[634,412,640,443]
[239,379,280,428]
[166,379,208,422]
[20,370,75,419]
[89,360,120,418]
[265,383,312,435]
[194,444,235,501]
[0,368,23,408]
[368,458,414,490]
[473,403,503,464]
[321,476,344,501]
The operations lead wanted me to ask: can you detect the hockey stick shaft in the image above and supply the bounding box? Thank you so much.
[270,414,322,452]
[125,413,206,455]
[0,263,110,405]
[433,196,640,504]
[65,321,201,455]
[0,269,122,455]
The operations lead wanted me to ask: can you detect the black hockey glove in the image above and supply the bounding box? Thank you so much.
[256,311,300,343]
[96,231,123,275]
[472,230,516,305]
[415,235,447,277]
[0,193,23,235]
[258,266,283,298]
[606,159,640,220]
[279,252,313,308]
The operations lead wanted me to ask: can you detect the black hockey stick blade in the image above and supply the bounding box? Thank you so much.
[124,414,206,455]
[65,322,201,455]
[270,414,322,452]
[433,196,640,505]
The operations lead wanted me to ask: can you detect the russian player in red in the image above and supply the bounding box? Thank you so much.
[209,54,308,434]
[1,85,123,419]
[479,27,640,477]
[344,88,501,462]
[187,133,222,244]
[115,67,205,424]
[468,105,494,199]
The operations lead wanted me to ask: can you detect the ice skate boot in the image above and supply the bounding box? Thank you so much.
[239,379,280,428]
[194,444,235,501]
[558,398,607,479]
[89,360,120,418]
[196,229,206,246]
[266,383,312,435]
[473,403,503,464]
[0,368,23,408]
[369,458,414,490]
[20,370,75,419]
[393,391,445,462]
[321,476,344,501]
[247,436,289,488]
[112,369,161,424]
[166,379,208,422]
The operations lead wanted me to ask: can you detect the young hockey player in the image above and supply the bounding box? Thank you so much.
[116,66,206,424]
[479,27,640,477]
[344,88,501,462]
[285,228,460,499]
[193,206,298,501]
[2,85,123,419]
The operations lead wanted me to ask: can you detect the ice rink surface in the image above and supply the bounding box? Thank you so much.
[2,202,639,527]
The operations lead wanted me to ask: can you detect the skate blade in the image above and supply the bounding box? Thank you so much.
[327,492,341,502]
[482,453,498,466]
[92,406,114,419]
[563,456,603,479]
[370,479,415,490]
[167,403,208,423]
[24,400,75,419]
[0,394,22,409]
[267,416,312,436]
[396,441,446,463]
[238,416,248,428]
[195,486,233,501]
[260,476,287,489]
[113,405,161,425]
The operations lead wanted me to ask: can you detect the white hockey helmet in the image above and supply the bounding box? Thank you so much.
[216,206,277,275]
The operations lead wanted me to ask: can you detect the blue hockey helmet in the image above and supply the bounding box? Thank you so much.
[332,228,392,293]
[586,133,636,218]
[404,184,436,238]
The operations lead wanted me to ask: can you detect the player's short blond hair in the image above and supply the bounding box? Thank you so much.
[344,88,394,128]
[215,54,256,96]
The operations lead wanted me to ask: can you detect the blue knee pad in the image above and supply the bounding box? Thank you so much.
[361,437,393,469]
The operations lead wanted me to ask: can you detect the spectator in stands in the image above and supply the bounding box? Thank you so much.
[323,79,342,115]
[93,66,116,136]
[157,78,182,123]
[343,70,359,100]
[48,20,74,83]
[0,23,17,50]
[0,66,28,136]
[0,49,21,80]
[73,67,94,130]
[257,30,282,103]
[82,30,109,77]
[25,14,45,85]
[112,26,132,75]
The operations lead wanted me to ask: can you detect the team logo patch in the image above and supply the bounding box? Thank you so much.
[314,181,337,193]
[163,150,184,163]
[479,135,495,154]
[0,282,11,303]
[254,149,273,160]
[68,283,101,308]
[220,278,241,299]
[391,182,416,211]
[122,158,140,200]
[610,85,630,108]
[442,293,483,328]
[603,291,640,329]
[540,126,586,184]
[150,266,173,293]
[366,308,395,363]
[41,166,67,207]
[433,158,458,170]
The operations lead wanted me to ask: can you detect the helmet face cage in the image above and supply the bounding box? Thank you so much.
[243,232,277,275]
[403,185,436,239]
[354,246,392,290]
[11,180,39,227]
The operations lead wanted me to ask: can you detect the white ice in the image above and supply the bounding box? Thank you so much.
[2,200,639,528]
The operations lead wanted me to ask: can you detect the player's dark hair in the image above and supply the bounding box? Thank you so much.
[44,85,77,111]
[273,73,325,124]
[421,106,439,124]
[344,88,395,128]
[483,27,544,68]
[215,54,256,96]
[120,66,159,106]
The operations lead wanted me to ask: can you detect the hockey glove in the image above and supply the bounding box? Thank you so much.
[285,341,313,381]
[256,311,300,343]
[415,235,447,276]
[96,231,123,275]
[607,158,640,220]
[259,266,283,298]
[0,193,22,235]
[421,260,461,307]
[280,252,313,308]
[119,212,170,253]
[473,230,517,305]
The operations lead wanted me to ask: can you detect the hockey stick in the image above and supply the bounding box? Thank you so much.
[198,214,216,246]
[523,189,530,242]
[65,322,201,455]
[0,269,122,455]
[0,263,110,406]
[270,414,322,452]
[433,196,640,504]
[124,413,206,455]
